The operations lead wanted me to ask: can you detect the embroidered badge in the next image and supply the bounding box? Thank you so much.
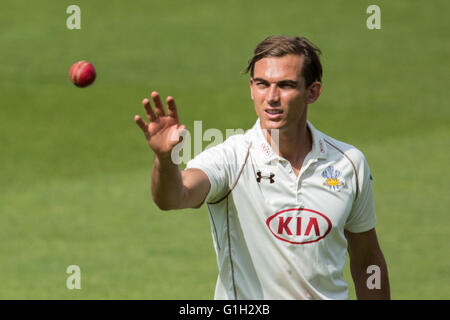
[260,142,272,157]
[319,140,325,154]
[322,166,345,191]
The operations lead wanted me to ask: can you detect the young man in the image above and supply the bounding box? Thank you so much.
[134,36,390,300]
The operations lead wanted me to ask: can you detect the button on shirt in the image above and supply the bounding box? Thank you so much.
[186,119,377,300]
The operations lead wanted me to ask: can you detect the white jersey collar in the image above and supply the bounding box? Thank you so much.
[249,118,328,164]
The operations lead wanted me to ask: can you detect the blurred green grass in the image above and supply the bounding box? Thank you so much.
[0,0,448,299]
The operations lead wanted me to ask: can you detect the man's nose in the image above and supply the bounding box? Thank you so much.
[267,85,280,105]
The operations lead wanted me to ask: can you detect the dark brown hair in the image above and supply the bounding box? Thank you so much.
[244,35,323,88]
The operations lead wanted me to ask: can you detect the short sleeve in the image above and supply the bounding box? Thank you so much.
[186,143,231,204]
[344,153,377,233]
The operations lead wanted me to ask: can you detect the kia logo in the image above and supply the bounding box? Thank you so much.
[266,208,332,245]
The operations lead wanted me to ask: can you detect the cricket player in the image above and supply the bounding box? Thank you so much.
[134,36,390,300]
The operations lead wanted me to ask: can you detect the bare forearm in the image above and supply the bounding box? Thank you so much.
[351,253,390,300]
[151,155,185,210]
[135,92,208,210]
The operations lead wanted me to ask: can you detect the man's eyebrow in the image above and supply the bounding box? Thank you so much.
[253,78,299,86]
[252,77,269,83]
[278,80,299,86]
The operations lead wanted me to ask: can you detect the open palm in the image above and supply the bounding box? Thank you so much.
[134,92,185,158]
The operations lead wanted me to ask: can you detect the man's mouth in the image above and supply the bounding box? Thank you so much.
[265,109,283,114]
[264,109,283,119]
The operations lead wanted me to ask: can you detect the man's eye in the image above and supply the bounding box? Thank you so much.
[256,82,268,87]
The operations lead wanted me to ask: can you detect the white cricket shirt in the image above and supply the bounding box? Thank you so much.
[186,119,377,300]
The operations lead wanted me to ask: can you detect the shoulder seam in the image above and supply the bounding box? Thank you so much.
[207,141,253,205]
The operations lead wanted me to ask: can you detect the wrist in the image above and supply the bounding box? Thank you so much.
[154,152,177,167]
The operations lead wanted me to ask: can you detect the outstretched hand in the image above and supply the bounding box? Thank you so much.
[134,91,186,158]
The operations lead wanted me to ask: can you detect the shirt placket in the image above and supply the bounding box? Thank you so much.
[296,155,318,204]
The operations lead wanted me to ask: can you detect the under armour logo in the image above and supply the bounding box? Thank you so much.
[256,171,275,183]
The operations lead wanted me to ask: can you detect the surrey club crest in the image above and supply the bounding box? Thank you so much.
[322,166,345,191]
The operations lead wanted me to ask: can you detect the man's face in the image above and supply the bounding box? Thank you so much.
[250,54,320,132]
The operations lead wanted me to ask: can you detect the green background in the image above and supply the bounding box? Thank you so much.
[0,0,448,299]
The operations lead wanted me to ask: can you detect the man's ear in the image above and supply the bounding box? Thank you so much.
[306,81,322,104]
[249,77,254,100]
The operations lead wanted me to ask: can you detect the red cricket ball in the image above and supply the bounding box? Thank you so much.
[69,60,96,87]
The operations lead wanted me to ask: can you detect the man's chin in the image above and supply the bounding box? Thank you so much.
[260,119,283,131]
